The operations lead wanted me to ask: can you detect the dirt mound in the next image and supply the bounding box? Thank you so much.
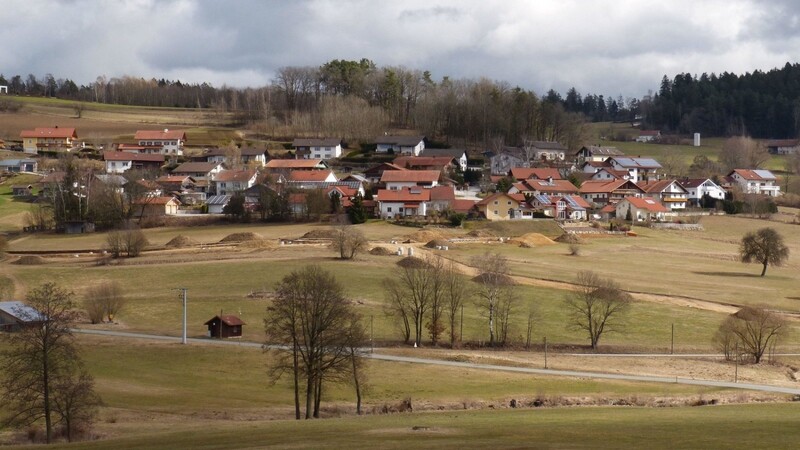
[369,247,395,256]
[509,233,557,247]
[555,233,585,245]
[302,229,338,239]
[239,239,278,249]
[471,273,516,286]
[396,256,431,269]
[219,232,264,243]
[13,255,45,265]
[467,229,496,238]
[406,229,447,243]
[165,235,199,248]
[425,239,452,249]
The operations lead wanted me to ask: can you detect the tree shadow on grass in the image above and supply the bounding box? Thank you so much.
[692,271,761,278]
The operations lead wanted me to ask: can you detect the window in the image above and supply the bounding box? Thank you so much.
[493,210,498,215]
[387,207,393,212]
[507,201,512,205]
[494,200,498,205]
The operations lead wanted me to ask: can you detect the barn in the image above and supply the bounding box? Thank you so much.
[204,314,245,339]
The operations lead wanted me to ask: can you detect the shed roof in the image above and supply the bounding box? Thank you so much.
[204,314,245,326]
[0,301,46,322]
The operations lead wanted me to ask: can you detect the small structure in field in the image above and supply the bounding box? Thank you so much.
[0,301,46,332]
[204,314,245,338]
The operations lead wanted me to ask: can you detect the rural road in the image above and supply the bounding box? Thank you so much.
[73,328,800,396]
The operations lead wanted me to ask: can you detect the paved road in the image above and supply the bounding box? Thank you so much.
[74,328,800,396]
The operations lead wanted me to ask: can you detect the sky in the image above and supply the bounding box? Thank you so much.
[2,0,799,99]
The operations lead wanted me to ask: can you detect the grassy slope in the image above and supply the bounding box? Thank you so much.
[0,173,41,232]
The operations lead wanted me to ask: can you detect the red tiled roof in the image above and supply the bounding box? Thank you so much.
[20,127,77,139]
[729,169,776,181]
[103,151,165,162]
[452,198,478,213]
[376,188,431,202]
[135,129,187,140]
[288,170,336,182]
[520,179,578,194]
[173,162,222,173]
[266,159,325,169]
[579,179,629,194]
[508,167,561,180]
[623,196,668,212]
[380,170,440,183]
[477,192,524,206]
[429,185,456,201]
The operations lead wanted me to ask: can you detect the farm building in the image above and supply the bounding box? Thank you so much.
[205,314,245,338]
[0,301,46,332]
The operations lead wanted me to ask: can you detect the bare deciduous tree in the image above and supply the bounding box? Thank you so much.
[471,252,515,347]
[331,223,368,260]
[719,136,770,172]
[383,278,412,344]
[443,260,469,347]
[565,271,632,350]
[716,306,785,364]
[84,281,125,323]
[382,256,443,346]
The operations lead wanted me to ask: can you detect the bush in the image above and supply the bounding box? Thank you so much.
[106,226,149,257]
[568,243,581,256]
[448,212,466,227]
[84,281,125,323]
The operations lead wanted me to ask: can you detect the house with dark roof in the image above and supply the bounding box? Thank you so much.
[103,151,165,174]
[380,170,440,190]
[364,162,405,184]
[766,139,800,155]
[292,138,343,160]
[490,147,526,175]
[576,145,624,162]
[374,135,425,156]
[528,141,568,161]
[213,169,258,195]
[0,158,38,173]
[420,148,468,171]
[20,127,78,153]
[0,301,46,332]
[678,178,726,206]
[172,162,224,181]
[205,314,245,338]
[130,129,187,155]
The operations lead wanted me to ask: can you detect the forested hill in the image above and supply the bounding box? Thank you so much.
[641,62,800,139]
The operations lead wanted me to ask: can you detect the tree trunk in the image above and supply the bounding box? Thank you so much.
[352,356,362,415]
[43,353,52,444]
[313,376,322,418]
[488,303,495,347]
[292,342,301,420]
[305,376,314,419]
[761,260,768,277]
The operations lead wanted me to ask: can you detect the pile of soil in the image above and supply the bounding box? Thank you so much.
[555,233,585,245]
[396,256,431,269]
[239,239,278,249]
[467,229,496,238]
[219,232,264,243]
[509,233,557,247]
[424,239,451,249]
[471,273,516,286]
[369,247,395,256]
[12,255,45,265]
[406,229,447,243]
[302,229,338,239]
[165,235,199,249]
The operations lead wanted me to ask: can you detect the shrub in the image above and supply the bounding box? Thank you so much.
[84,281,125,323]
[106,226,149,257]
[448,212,466,227]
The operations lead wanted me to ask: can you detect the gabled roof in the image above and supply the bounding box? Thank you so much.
[132,196,179,205]
[103,151,165,163]
[509,167,562,181]
[214,170,257,183]
[429,185,456,201]
[518,179,578,194]
[592,168,629,179]
[393,156,454,168]
[204,315,246,326]
[765,139,800,148]
[134,129,187,141]
[94,174,127,186]
[292,138,342,147]
[380,170,440,183]
[529,141,566,151]
[609,157,662,169]
[377,187,431,202]
[156,175,195,184]
[374,135,425,146]
[206,195,231,206]
[420,148,467,159]
[678,178,719,189]
[285,181,361,191]
[637,179,687,194]
[452,198,478,213]
[623,196,669,212]
[0,301,46,323]
[173,162,223,173]
[0,158,37,166]
[579,179,632,194]
[20,127,77,139]
[364,162,406,174]
[729,169,776,181]
[476,192,526,206]
[638,130,661,136]
[240,147,268,157]
[266,159,326,169]
[288,170,336,182]
[578,145,624,156]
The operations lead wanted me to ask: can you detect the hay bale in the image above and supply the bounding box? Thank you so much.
[219,232,264,243]
[424,239,451,249]
[165,235,199,248]
[369,247,394,256]
[396,256,431,269]
[302,229,338,239]
[509,232,557,247]
[13,255,45,265]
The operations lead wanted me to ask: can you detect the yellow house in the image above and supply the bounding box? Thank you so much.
[19,127,78,154]
[476,192,527,221]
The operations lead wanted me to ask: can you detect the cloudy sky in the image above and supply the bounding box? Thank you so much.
[2,0,798,98]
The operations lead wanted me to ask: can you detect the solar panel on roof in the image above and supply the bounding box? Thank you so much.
[753,170,775,179]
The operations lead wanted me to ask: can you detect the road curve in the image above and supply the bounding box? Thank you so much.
[73,328,800,396]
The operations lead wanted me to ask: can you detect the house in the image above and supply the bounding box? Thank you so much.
[363,162,405,184]
[576,145,624,162]
[132,196,180,217]
[638,179,688,211]
[288,170,338,183]
[374,135,425,156]
[103,151,165,174]
[206,195,231,214]
[381,170,440,190]
[420,148,468,171]
[727,169,781,197]
[766,139,800,155]
[679,178,726,206]
[529,194,591,221]
[429,185,457,213]
[508,167,562,181]
[205,314,245,338]
[508,178,579,197]
[635,130,661,142]
[213,170,258,196]
[579,179,645,206]
[393,155,455,172]
[528,141,567,161]
[94,174,128,194]
[590,167,629,181]
[285,181,365,197]
[607,157,662,183]
[156,175,196,193]
[265,159,328,179]
[131,129,187,155]
[616,197,669,222]
[11,185,33,196]
[240,147,269,166]
[0,301,45,332]
[0,158,38,173]
[476,192,528,221]
[376,187,430,219]
[292,138,343,160]
[172,162,225,181]
[19,127,78,153]
[490,147,526,175]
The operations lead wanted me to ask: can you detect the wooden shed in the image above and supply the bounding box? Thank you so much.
[204,314,245,339]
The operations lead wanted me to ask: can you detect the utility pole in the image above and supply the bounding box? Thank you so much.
[460,304,464,344]
[175,288,188,345]
[671,323,674,355]
[370,314,374,354]
[544,336,548,369]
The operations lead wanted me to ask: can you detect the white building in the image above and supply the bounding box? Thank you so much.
[727,169,781,197]
[679,178,726,206]
[374,135,425,156]
[292,138,343,160]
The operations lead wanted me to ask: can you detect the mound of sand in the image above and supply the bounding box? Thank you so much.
[165,235,199,249]
[509,232,557,247]
[425,239,452,249]
[302,229,338,239]
[13,255,45,265]
[471,273,516,286]
[369,247,395,256]
[396,256,431,269]
[406,229,447,243]
[219,232,264,243]
[239,239,278,249]
[467,229,496,238]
